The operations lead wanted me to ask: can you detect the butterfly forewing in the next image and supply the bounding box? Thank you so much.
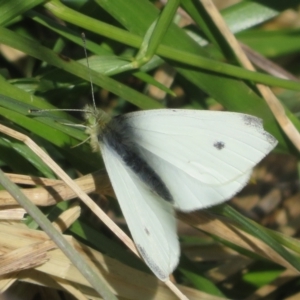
[119,110,277,211]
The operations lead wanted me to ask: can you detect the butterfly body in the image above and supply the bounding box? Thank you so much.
[101,115,174,203]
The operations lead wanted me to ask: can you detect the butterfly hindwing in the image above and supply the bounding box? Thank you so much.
[100,141,179,280]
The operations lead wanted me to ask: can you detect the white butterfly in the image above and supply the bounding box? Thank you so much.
[85,107,277,281]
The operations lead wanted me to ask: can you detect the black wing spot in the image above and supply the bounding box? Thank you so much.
[214,141,225,150]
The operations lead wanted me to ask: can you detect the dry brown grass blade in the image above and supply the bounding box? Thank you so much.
[244,269,299,300]
[0,170,112,207]
[199,0,300,151]
[0,240,55,275]
[179,211,299,272]
[0,223,217,300]
[51,202,81,232]
[147,64,177,100]
[0,208,26,220]
[0,125,189,299]
[5,173,63,186]
[0,202,80,277]
[56,280,89,300]
[0,123,137,252]
[240,43,299,81]
[206,256,253,283]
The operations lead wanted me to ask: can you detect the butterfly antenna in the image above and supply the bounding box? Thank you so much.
[81,32,97,112]
[29,34,95,116]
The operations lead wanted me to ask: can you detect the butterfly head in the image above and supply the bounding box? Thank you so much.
[84,104,111,152]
